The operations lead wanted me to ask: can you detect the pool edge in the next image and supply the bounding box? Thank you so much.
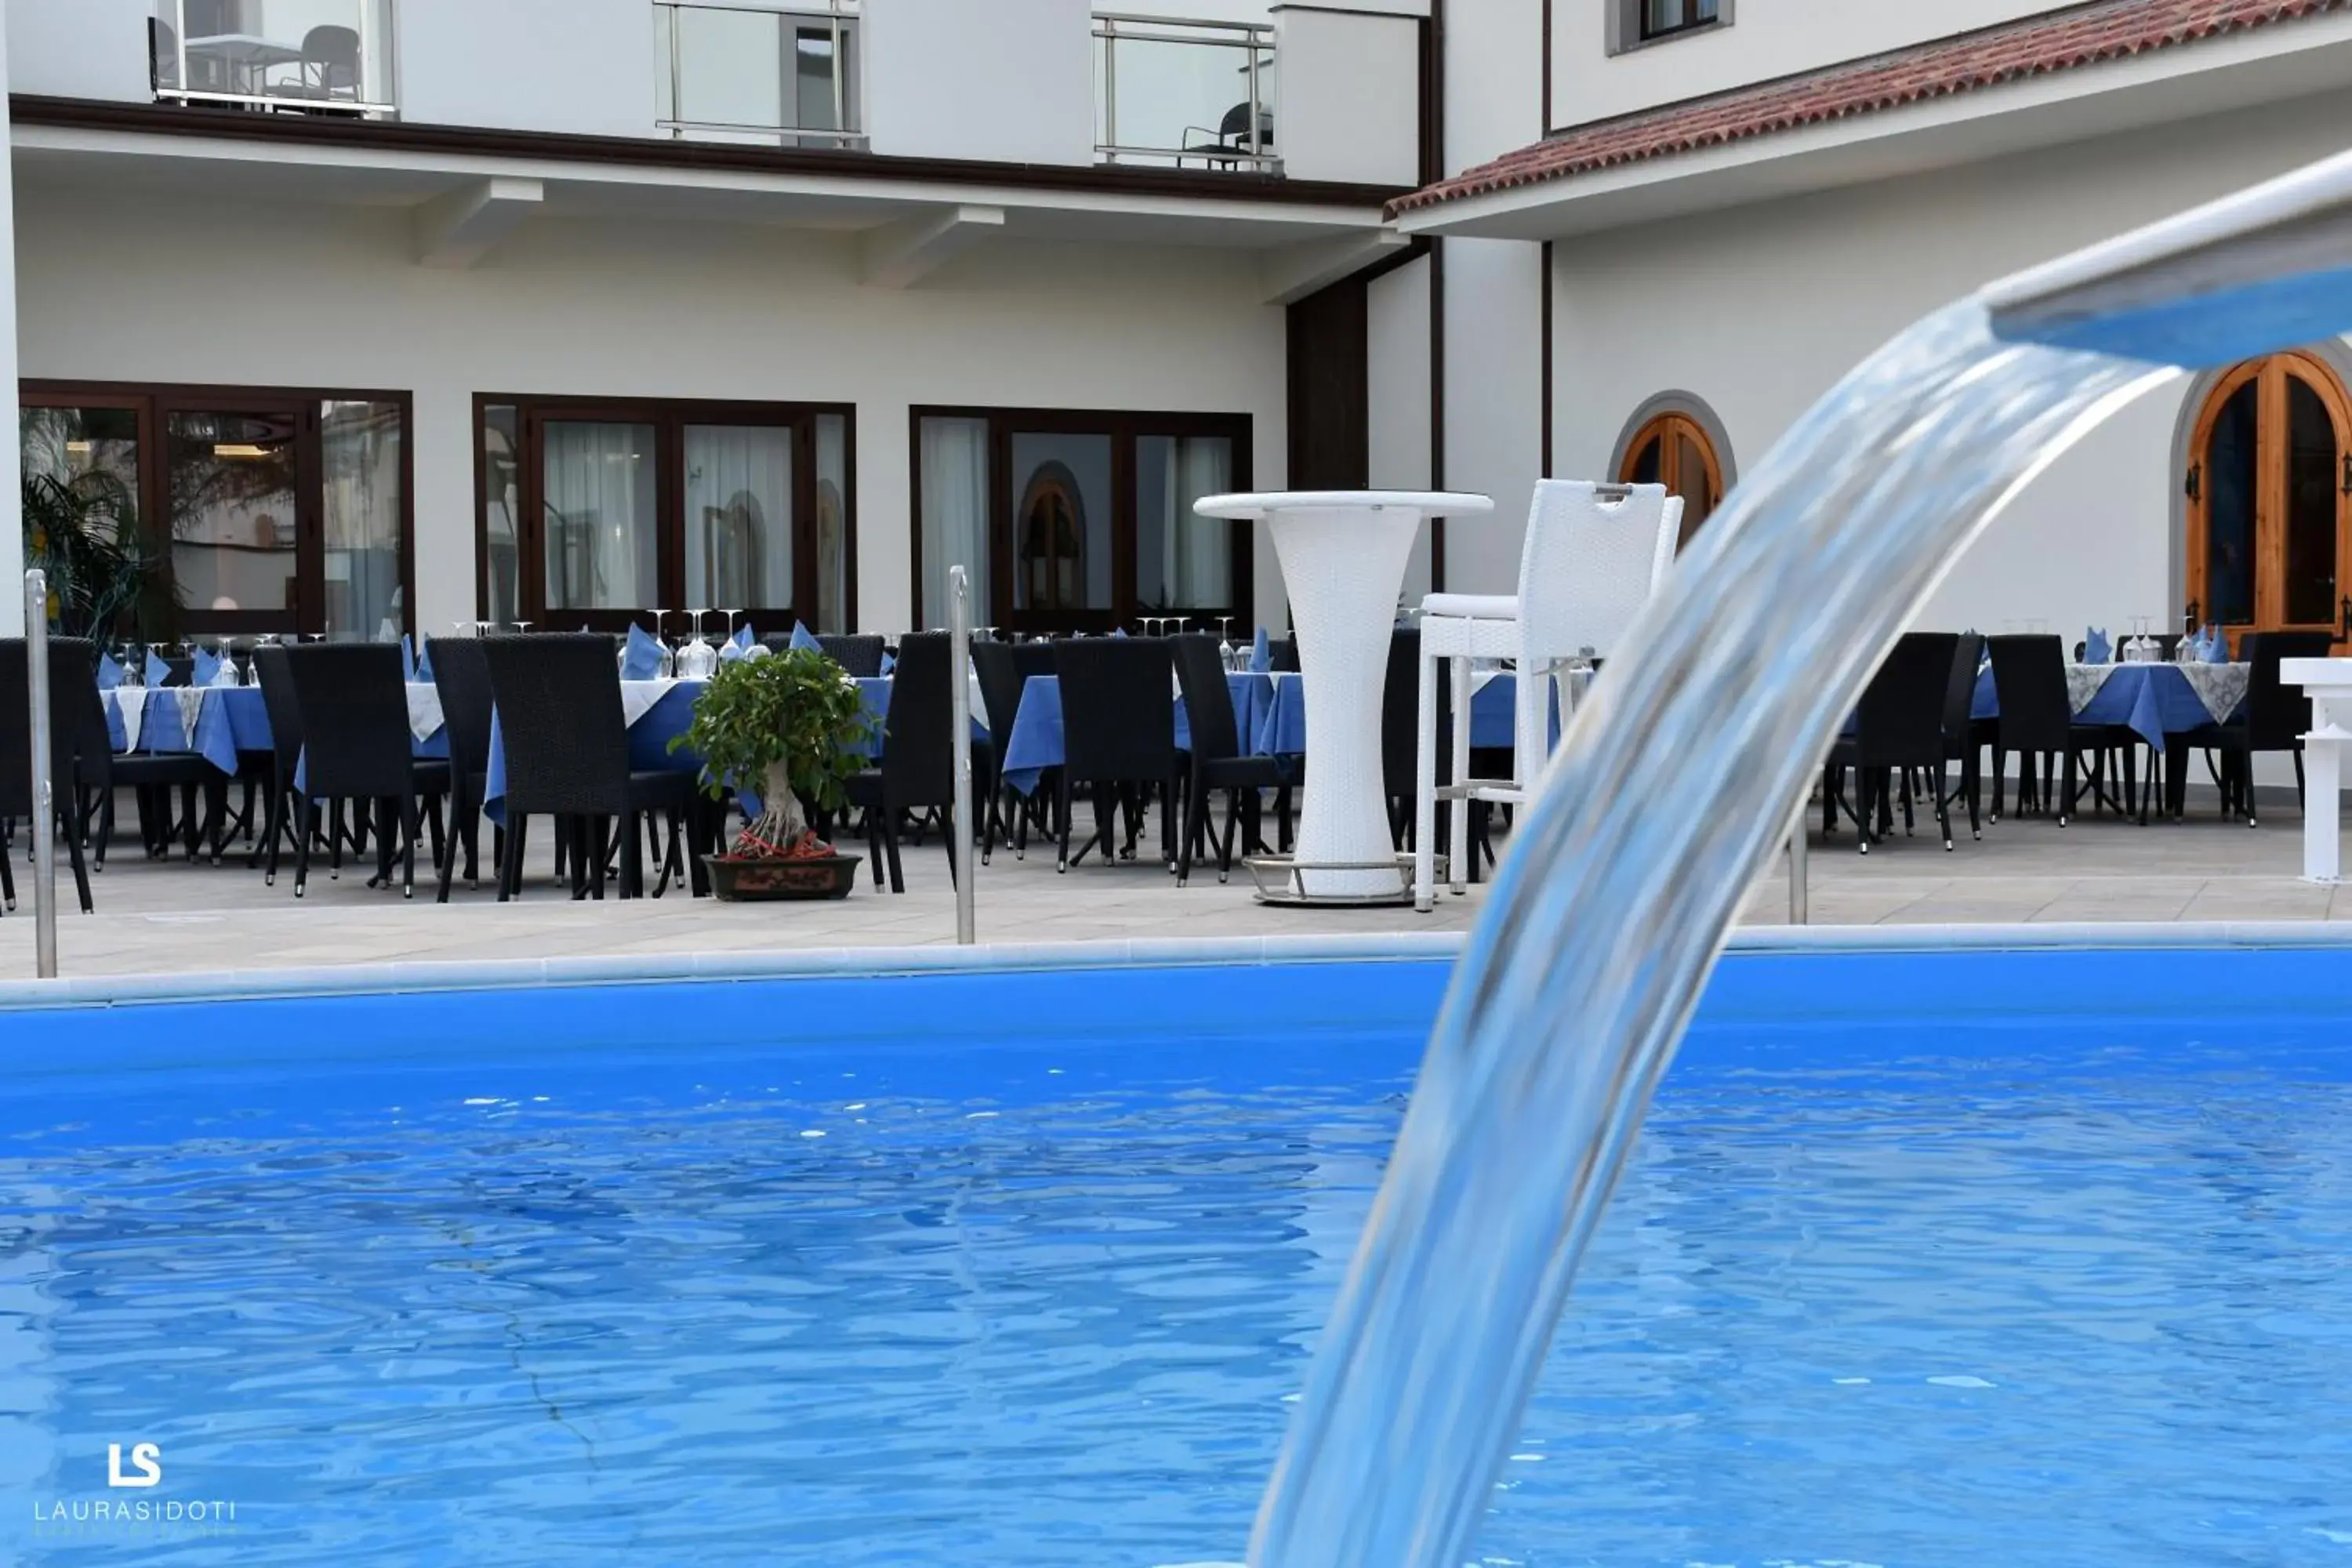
[3,919,2352,1012]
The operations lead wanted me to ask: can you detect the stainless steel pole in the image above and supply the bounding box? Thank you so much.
[947,565,977,946]
[1787,802,1809,926]
[25,572,57,978]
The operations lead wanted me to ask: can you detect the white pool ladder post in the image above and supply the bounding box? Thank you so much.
[948,564,977,945]
[24,571,57,978]
[1788,803,1809,926]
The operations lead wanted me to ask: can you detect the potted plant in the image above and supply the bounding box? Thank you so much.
[22,469,152,640]
[672,647,878,900]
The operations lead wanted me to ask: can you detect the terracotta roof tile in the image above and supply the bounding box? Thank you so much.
[1392,0,2352,217]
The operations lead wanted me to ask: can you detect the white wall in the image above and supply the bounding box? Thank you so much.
[7,0,151,103]
[1559,0,2059,129]
[1444,0,1540,168]
[0,20,20,635]
[1273,6,1421,186]
[400,0,654,140]
[13,183,1287,637]
[865,0,1094,165]
[1368,254,1432,601]
[1441,238,1540,595]
[1547,85,2352,644]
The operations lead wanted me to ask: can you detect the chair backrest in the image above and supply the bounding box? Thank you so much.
[1941,631,1984,749]
[1010,642,1057,684]
[878,631,958,808]
[480,633,630,815]
[284,643,413,800]
[1985,633,2072,750]
[970,639,1026,742]
[149,18,179,90]
[1855,633,1961,768]
[1171,633,1241,764]
[1517,480,1682,662]
[1056,637,1175,782]
[2241,630,2338,748]
[304,24,361,77]
[252,643,304,771]
[1270,636,1299,673]
[0,639,96,816]
[816,633,886,678]
[1378,629,1460,800]
[426,636,495,779]
[159,655,194,688]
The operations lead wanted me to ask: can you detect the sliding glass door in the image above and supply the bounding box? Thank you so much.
[21,383,413,641]
[911,408,1250,633]
[479,397,855,633]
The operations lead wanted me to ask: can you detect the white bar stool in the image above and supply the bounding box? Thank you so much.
[1413,481,1682,911]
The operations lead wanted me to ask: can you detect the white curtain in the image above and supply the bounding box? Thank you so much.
[920,416,990,627]
[318,400,404,642]
[544,421,657,612]
[1161,436,1232,608]
[815,414,848,631]
[684,424,793,612]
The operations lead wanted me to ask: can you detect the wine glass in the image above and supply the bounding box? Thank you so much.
[652,609,675,677]
[1216,615,1236,669]
[720,608,745,652]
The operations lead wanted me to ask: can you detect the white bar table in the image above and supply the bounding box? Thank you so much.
[2282,656,2352,882]
[1195,489,1494,904]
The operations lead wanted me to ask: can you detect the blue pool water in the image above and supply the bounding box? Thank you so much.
[5,950,2352,1565]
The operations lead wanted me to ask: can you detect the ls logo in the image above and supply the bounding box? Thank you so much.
[107,1443,162,1489]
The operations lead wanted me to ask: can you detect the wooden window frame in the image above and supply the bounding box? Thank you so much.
[472,393,858,634]
[908,405,1254,634]
[1617,409,1723,548]
[2186,350,2352,647]
[20,378,416,641]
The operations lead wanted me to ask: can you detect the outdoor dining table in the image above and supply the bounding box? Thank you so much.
[1967,659,2249,752]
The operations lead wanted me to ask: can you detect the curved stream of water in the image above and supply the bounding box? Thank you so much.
[1248,302,2183,1567]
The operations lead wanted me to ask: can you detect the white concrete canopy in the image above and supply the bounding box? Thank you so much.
[412,176,545,268]
[1259,230,1411,306]
[859,204,1007,289]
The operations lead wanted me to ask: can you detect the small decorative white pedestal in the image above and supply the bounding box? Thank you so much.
[2281,657,2352,883]
[1194,489,1494,905]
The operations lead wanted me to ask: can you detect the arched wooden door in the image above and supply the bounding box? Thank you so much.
[1619,411,1723,549]
[2187,351,2352,648]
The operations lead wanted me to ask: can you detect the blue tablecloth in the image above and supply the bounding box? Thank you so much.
[996,670,1536,797]
[1969,663,2242,751]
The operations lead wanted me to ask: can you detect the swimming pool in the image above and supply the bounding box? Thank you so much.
[5,933,2351,1565]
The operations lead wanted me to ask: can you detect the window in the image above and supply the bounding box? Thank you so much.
[476,396,854,633]
[1619,410,1723,549]
[2186,352,2352,642]
[1612,0,1726,51]
[22,383,413,641]
[911,408,1251,633]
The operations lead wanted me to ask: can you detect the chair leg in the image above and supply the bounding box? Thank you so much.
[1856,766,1874,855]
[64,806,92,913]
[1936,761,1954,851]
[1220,787,1243,882]
[294,797,315,897]
[881,804,906,894]
[0,834,13,910]
[2059,750,2076,827]
[497,811,523,902]
[400,796,419,899]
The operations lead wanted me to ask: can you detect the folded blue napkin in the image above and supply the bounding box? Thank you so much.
[144,649,169,687]
[1250,626,1271,673]
[2084,626,2111,664]
[789,622,822,654]
[192,647,223,687]
[880,651,895,676]
[1111,627,1129,639]
[731,622,754,652]
[622,622,665,680]
[400,633,417,680]
[96,652,122,691]
[414,641,434,683]
[2202,627,2230,664]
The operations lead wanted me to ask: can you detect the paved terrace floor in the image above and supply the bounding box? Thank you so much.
[2,790,2350,981]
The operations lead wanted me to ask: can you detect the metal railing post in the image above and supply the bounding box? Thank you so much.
[947,565,977,946]
[1787,802,1809,926]
[25,572,58,978]
[1102,16,1119,164]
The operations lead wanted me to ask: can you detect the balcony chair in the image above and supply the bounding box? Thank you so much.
[1413,480,1682,911]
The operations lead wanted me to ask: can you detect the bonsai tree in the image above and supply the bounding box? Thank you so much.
[23,469,151,640]
[672,648,877,858]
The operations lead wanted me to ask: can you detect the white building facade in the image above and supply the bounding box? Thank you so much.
[4,0,2352,655]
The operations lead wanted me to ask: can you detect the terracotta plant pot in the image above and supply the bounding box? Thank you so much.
[702,851,860,902]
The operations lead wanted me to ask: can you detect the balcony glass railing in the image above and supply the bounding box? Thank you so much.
[1094,12,1276,172]
[150,0,395,118]
[654,0,863,147]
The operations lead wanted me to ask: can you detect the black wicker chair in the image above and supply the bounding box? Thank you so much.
[1054,637,1178,873]
[428,637,498,900]
[1938,631,1985,838]
[971,638,1030,861]
[0,638,96,913]
[2182,629,2336,826]
[1985,633,2130,826]
[481,633,690,900]
[1828,633,1961,853]
[1171,633,1294,885]
[283,644,427,898]
[79,670,217,867]
[844,631,962,892]
[816,633,887,677]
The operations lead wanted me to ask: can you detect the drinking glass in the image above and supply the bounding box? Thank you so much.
[721,608,745,648]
